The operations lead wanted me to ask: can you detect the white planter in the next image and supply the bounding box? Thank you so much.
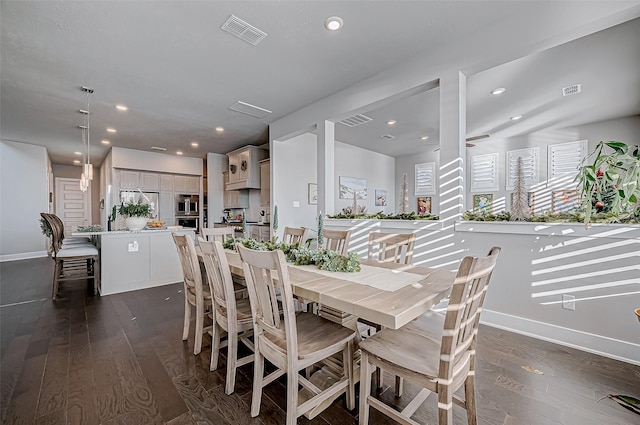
[125,216,148,232]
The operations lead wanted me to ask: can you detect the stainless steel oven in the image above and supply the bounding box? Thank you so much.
[176,217,199,231]
[176,194,199,216]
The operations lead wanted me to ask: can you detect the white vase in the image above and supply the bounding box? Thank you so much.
[125,216,147,232]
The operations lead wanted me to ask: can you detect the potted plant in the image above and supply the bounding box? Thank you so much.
[119,201,151,231]
[576,140,640,227]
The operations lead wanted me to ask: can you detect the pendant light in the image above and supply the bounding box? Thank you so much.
[79,86,94,193]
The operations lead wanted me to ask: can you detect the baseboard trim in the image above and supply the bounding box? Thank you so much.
[481,309,640,366]
[0,251,48,262]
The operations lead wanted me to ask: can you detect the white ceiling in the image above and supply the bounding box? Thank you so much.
[1,1,639,165]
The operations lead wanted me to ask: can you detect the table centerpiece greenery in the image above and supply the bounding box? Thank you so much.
[119,201,151,231]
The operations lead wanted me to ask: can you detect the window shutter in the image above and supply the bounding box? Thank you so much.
[415,162,435,195]
[506,147,538,190]
[470,153,499,192]
[548,140,587,182]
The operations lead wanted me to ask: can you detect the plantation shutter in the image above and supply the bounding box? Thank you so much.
[548,140,587,182]
[470,153,499,192]
[506,147,538,190]
[415,162,435,195]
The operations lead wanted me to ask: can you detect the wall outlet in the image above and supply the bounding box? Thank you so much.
[562,294,576,311]
[293,201,300,208]
[128,241,139,252]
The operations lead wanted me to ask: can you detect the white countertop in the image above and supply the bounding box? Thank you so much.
[72,227,195,236]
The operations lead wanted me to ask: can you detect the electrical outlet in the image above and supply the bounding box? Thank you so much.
[562,294,576,311]
[293,201,300,208]
[128,241,139,252]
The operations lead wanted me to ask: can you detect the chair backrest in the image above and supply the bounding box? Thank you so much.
[201,227,235,244]
[322,229,351,256]
[282,227,308,245]
[198,237,236,323]
[172,233,205,301]
[367,232,416,265]
[40,213,64,253]
[237,244,298,357]
[439,246,500,382]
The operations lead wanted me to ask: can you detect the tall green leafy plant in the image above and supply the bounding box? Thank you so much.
[576,141,640,227]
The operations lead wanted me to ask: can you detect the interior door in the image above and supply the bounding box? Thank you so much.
[55,177,90,237]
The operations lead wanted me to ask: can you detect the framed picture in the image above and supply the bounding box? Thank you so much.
[417,197,431,215]
[375,189,387,206]
[339,176,367,200]
[473,194,494,213]
[552,189,580,212]
[308,183,318,205]
[510,191,535,214]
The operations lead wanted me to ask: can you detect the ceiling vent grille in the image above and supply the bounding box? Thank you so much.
[228,101,272,119]
[338,114,373,127]
[380,134,396,140]
[221,15,267,46]
[562,84,581,97]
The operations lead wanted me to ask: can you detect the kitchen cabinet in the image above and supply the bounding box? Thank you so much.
[174,175,200,194]
[223,172,248,208]
[119,170,140,189]
[160,174,174,191]
[250,225,270,242]
[260,159,270,207]
[226,145,268,190]
[159,191,174,222]
[140,172,159,191]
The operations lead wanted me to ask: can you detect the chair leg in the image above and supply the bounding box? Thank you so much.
[438,386,453,425]
[395,376,403,397]
[344,339,355,410]
[358,351,372,425]
[464,374,478,425]
[182,298,191,341]
[286,368,299,425]
[250,350,264,418]
[52,259,62,300]
[225,330,238,395]
[210,322,221,372]
[194,303,204,355]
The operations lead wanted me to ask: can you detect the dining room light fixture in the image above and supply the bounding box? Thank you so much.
[325,16,343,31]
[78,86,95,192]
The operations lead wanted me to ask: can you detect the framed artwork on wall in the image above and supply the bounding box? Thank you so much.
[308,183,317,205]
[339,176,367,199]
[375,189,387,206]
[552,189,579,212]
[510,191,535,214]
[417,197,431,215]
[473,194,494,213]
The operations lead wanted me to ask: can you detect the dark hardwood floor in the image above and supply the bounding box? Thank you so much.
[1,257,639,424]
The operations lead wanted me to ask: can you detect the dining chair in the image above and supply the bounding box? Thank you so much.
[201,227,235,244]
[41,213,93,251]
[367,231,416,264]
[40,213,99,300]
[282,226,309,245]
[198,238,254,395]
[172,233,212,355]
[322,229,351,255]
[236,244,357,425]
[358,247,501,425]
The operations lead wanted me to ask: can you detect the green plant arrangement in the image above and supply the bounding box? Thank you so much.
[327,211,439,220]
[118,201,151,217]
[461,209,639,224]
[76,224,104,232]
[576,140,640,227]
[39,217,52,237]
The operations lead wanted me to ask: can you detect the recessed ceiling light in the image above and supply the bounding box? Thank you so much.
[491,88,506,95]
[215,127,224,132]
[73,160,81,164]
[421,136,429,140]
[74,151,82,155]
[115,104,128,111]
[176,151,183,155]
[101,140,110,145]
[191,142,199,148]
[386,120,397,126]
[325,16,343,31]
[107,128,117,133]
[510,115,523,121]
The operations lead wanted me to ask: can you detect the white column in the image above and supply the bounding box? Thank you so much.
[317,120,335,215]
[438,71,467,224]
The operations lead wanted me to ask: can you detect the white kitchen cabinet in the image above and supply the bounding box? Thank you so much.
[160,174,174,191]
[174,175,200,194]
[159,191,174,222]
[260,159,270,207]
[226,145,268,190]
[223,171,248,208]
[119,170,139,189]
[140,172,159,191]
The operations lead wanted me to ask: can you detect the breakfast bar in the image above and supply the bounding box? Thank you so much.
[72,228,195,295]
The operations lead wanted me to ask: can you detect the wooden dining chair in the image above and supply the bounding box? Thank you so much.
[40,212,100,300]
[201,227,235,244]
[198,238,254,395]
[367,231,416,264]
[172,233,212,355]
[282,226,309,245]
[358,247,501,425]
[322,229,351,255]
[236,244,357,425]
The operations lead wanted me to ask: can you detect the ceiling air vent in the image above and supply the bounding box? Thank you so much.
[338,114,373,127]
[228,101,272,119]
[221,15,267,46]
[562,84,581,97]
[380,134,396,140]
[150,146,167,151]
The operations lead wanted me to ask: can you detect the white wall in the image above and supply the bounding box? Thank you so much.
[0,141,49,261]
[395,149,440,215]
[111,147,203,175]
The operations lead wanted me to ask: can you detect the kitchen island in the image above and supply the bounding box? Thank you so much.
[72,228,195,295]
